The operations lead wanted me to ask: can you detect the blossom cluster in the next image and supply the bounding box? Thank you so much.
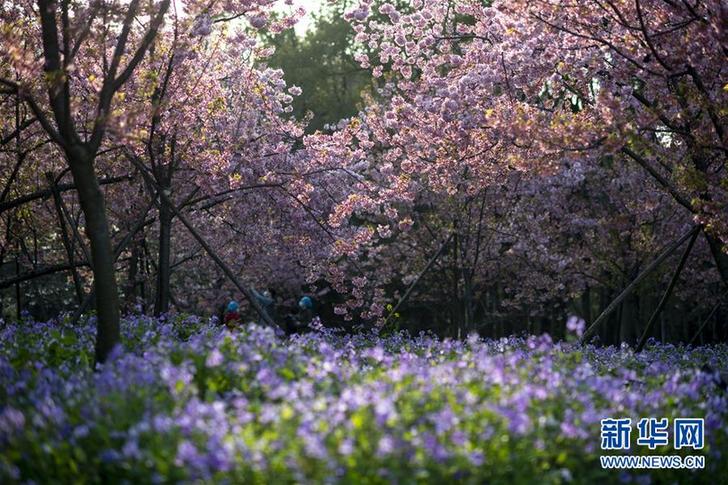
[306,0,728,324]
[1,315,727,483]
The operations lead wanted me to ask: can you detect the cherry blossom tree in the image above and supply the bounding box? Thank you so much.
[310,0,727,336]
[0,0,303,362]
[1,0,724,346]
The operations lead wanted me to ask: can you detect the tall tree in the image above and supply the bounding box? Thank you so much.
[2,0,172,363]
[0,0,303,362]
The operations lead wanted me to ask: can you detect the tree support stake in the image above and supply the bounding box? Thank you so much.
[635,227,700,351]
[383,233,454,328]
[688,290,728,346]
[581,225,701,343]
[125,152,282,332]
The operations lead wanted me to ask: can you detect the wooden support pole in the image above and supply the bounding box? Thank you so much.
[383,233,454,328]
[580,225,701,343]
[636,227,700,352]
[688,290,728,346]
[126,152,282,331]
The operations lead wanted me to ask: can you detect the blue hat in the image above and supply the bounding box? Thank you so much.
[298,296,313,309]
[227,300,239,312]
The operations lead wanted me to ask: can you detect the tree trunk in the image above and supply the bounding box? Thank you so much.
[462,272,474,333]
[15,256,21,320]
[126,241,140,309]
[154,186,172,315]
[451,231,460,331]
[705,233,728,289]
[580,288,591,323]
[67,152,120,363]
[47,173,84,304]
[609,290,621,345]
[619,291,639,345]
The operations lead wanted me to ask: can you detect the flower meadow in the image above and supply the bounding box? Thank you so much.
[1,316,727,484]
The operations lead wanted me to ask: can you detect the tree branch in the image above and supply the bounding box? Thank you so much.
[0,174,133,214]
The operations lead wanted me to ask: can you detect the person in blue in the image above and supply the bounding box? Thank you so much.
[223,300,241,329]
[277,294,316,336]
[297,295,316,325]
[251,287,277,323]
[299,296,313,312]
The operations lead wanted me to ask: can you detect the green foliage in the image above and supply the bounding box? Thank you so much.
[262,2,373,133]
